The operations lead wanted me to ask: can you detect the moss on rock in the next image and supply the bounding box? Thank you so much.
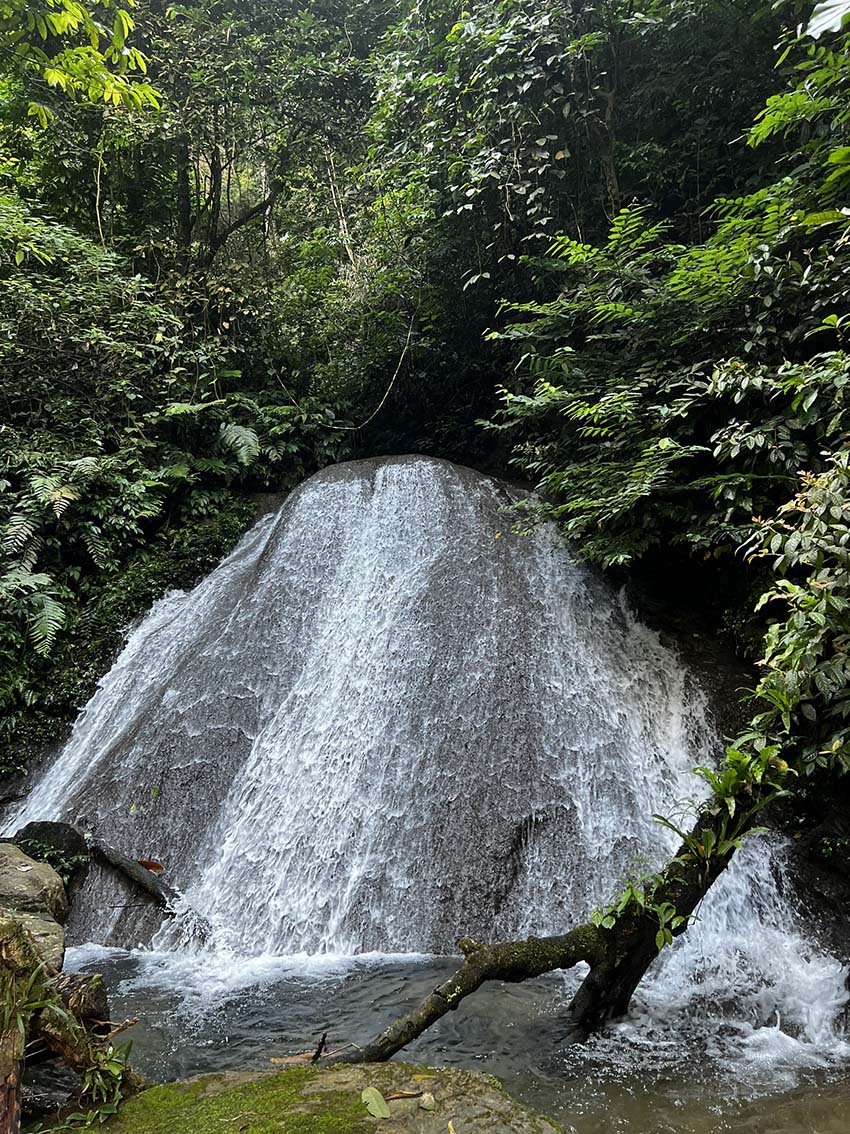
[101,1062,564,1134]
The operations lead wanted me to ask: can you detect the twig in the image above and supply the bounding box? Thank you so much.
[106,1017,139,1042]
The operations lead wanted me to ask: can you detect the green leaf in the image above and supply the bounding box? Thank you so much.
[361,1087,391,1119]
[164,400,225,416]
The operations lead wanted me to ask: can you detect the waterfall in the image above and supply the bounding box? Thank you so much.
[6,456,847,1060]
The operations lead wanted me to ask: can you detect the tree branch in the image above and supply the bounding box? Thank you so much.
[196,179,282,268]
[333,926,608,1064]
[329,788,777,1064]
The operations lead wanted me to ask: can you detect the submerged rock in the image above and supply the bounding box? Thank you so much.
[101,1062,563,1134]
[0,841,68,968]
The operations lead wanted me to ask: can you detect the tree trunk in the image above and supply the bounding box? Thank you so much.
[175,135,192,269]
[0,1029,23,1134]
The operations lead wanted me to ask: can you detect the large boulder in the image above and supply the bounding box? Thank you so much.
[102,1063,563,1134]
[0,842,68,968]
[14,820,90,898]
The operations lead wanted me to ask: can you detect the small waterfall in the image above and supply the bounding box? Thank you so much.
[7,456,847,1060]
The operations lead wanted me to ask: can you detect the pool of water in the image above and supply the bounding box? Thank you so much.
[54,944,850,1133]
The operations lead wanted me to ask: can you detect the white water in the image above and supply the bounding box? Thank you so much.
[8,455,849,1078]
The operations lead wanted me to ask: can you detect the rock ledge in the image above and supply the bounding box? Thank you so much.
[101,1061,563,1133]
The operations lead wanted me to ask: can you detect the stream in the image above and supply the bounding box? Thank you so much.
[67,940,850,1133]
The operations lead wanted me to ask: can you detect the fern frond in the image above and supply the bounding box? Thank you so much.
[191,456,228,473]
[0,568,53,595]
[164,399,226,416]
[2,513,37,555]
[19,534,44,573]
[66,457,102,483]
[219,423,260,466]
[27,593,66,657]
[82,528,111,568]
[29,474,61,503]
[49,484,81,518]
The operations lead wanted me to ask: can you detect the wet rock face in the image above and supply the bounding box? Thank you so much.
[0,842,68,968]
[784,796,850,965]
[9,455,715,953]
[102,1062,564,1134]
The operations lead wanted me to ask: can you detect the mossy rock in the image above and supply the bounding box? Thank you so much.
[0,843,68,968]
[103,1062,564,1134]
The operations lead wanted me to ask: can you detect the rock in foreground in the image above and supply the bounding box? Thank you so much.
[103,1062,563,1134]
[0,841,68,968]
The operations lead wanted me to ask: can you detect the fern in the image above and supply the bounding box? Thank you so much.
[67,456,103,483]
[19,534,44,573]
[27,593,66,657]
[28,474,61,503]
[191,456,228,473]
[49,484,81,517]
[219,423,261,465]
[82,528,111,568]
[164,399,226,417]
[0,568,53,595]
[2,512,36,555]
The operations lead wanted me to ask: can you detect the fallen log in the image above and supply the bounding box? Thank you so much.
[333,926,607,1064]
[87,837,180,912]
[330,787,777,1065]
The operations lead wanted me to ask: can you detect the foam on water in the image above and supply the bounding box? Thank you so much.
[576,840,850,1088]
[65,943,425,1019]
[8,455,850,1093]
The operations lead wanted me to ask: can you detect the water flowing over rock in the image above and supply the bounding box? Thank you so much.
[8,455,849,1084]
[7,457,713,952]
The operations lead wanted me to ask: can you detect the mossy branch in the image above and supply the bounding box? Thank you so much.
[334,926,608,1064]
[332,778,783,1064]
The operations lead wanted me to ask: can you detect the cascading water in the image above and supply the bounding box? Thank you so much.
[8,456,712,951]
[7,456,849,1127]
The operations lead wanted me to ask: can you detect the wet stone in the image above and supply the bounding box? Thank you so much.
[0,842,68,967]
[101,1062,564,1134]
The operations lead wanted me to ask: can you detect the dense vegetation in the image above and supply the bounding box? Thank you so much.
[2,0,850,1104]
[4,0,849,779]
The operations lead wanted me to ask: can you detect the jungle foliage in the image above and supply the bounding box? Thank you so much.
[486,7,850,788]
[2,0,850,1107]
[0,0,848,921]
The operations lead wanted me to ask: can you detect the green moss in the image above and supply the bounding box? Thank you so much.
[92,1062,565,1134]
[101,1068,372,1134]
